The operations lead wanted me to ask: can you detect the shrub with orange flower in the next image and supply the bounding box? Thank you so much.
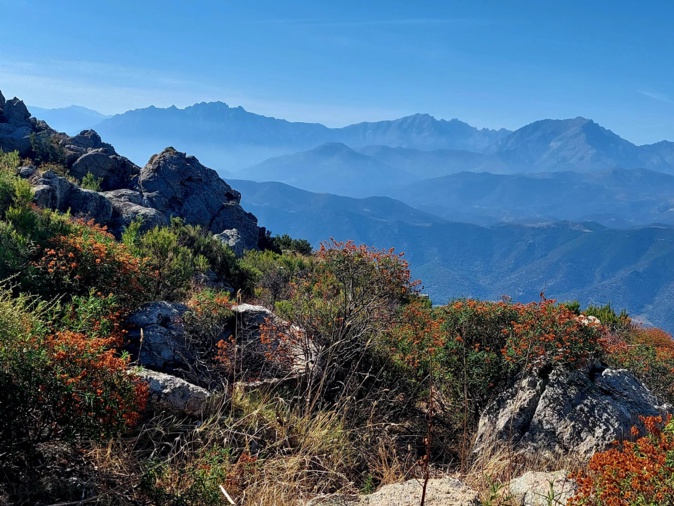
[603,326,674,405]
[44,330,148,437]
[29,218,154,312]
[569,415,674,505]
[502,300,605,372]
[0,287,147,456]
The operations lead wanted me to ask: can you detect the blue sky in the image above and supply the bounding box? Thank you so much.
[1,0,673,144]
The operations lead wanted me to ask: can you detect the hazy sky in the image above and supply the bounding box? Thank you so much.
[1,0,673,144]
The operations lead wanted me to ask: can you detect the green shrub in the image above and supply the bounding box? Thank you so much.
[80,171,103,191]
[29,132,65,166]
[0,285,147,457]
[239,249,312,307]
[123,221,199,300]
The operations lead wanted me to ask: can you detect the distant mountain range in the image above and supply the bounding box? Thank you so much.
[73,102,674,179]
[88,103,507,170]
[29,105,111,136]
[388,168,674,227]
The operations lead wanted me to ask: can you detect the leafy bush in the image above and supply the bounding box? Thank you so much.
[80,171,103,191]
[570,415,674,505]
[267,233,313,255]
[239,249,312,307]
[604,326,674,404]
[29,131,66,166]
[273,240,417,411]
[0,285,147,456]
[172,221,247,288]
[29,218,153,311]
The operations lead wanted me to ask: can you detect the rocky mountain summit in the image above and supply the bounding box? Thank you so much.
[0,90,261,253]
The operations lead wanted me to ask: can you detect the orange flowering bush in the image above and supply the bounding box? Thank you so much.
[0,287,147,455]
[44,330,148,437]
[603,327,674,404]
[502,300,605,371]
[30,218,154,311]
[569,415,674,505]
[387,298,445,373]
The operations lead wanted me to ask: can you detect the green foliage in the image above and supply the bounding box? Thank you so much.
[239,248,312,306]
[80,171,103,191]
[54,290,124,339]
[29,131,65,166]
[0,150,23,217]
[0,149,20,172]
[584,302,631,332]
[269,233,313,255]
[123,220,200,300]
[0,285,146,457]
[123,218,249,300]
[172,221,246,288]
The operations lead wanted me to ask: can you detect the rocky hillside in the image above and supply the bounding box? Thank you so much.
[1,91,261,252]
[1,89,673,505]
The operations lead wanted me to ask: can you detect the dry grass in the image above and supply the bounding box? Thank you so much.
[465,438,586,505]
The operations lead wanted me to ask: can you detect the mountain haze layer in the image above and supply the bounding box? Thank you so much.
[92,102,508,169]
[29,105,111,136]
[90,102,674,178]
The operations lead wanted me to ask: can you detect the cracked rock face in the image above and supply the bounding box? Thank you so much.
[0,90,53,156]
[139,148,260,251]
[472,363,670,460]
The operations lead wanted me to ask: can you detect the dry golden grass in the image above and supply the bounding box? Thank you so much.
[465,438,586,506]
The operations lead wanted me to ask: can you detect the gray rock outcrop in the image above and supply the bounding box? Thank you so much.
[103,188,169,233]
[60,129,140,191]
[215,228,244,257]
[32,170,113,224]
[139,149,259,251]
[134,368,212,417]
[4,89,260,253]
[126,302,192,372]
[0,90,51,156]
[472,363,669,460]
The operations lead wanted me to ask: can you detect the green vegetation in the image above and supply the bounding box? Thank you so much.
[0,147,672,504]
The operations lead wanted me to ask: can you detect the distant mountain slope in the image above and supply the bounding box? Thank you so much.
[232,178,674,332]
[356,145,510,177]
[388,168,674,227]
[335,113,508,151]
[92,102,507,170]
[489,117,640,172]
[29,105,111,135]
[489,117,674,174]
[231,179,444,240]
[242,143,418,196]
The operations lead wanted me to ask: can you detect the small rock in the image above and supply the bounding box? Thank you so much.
[508,471,577,506]
[309,477,479,506]
[18,165,36,178]
[126,302,192,372]
[134,368,212,417]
